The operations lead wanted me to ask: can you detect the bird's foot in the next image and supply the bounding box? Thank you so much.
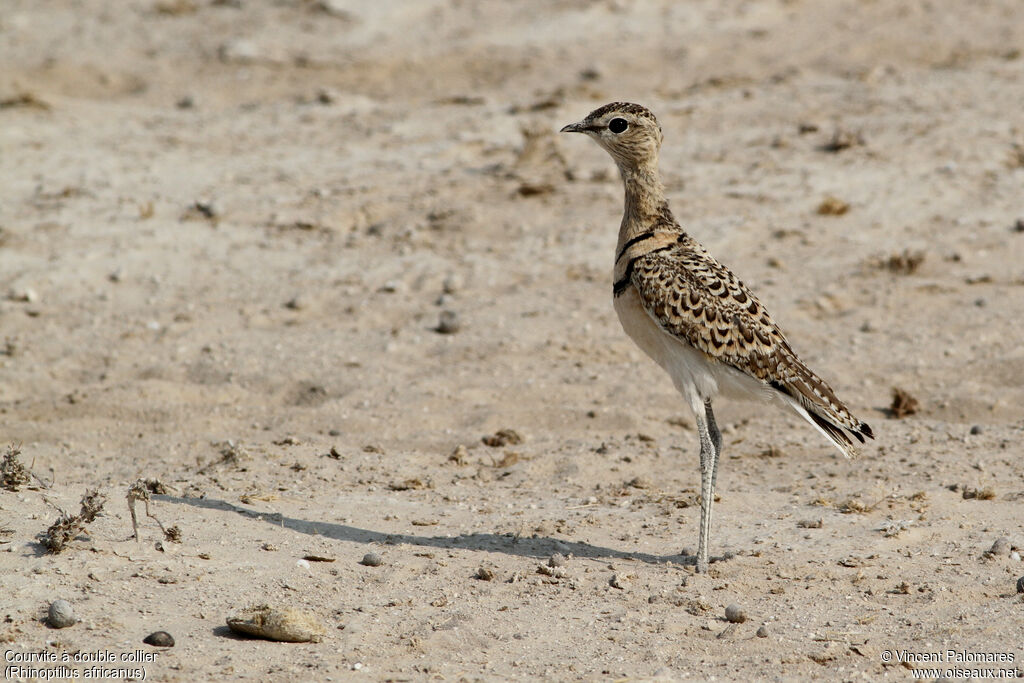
[681,548,737,572]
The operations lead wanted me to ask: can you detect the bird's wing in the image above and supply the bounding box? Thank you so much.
[628,239,790,374]
[628,240,873,447]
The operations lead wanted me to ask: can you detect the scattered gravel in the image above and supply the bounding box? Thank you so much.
[538,564,568,579]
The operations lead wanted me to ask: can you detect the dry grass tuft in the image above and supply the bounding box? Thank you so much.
[889,387,920,418]
[1,445,31,492]
[42,489,107,553]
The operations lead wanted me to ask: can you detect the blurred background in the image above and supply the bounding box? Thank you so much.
[1,1,1023,679]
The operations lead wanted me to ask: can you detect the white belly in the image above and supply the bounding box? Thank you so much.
[613,287,769,409]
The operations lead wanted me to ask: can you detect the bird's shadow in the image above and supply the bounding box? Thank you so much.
[156,494,689,568]
[212,625,253,641]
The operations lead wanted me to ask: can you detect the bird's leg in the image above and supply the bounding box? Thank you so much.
[694,407,716,574]
[704,399,723,492]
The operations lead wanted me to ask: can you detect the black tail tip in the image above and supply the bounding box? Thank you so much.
[860,422,875,440]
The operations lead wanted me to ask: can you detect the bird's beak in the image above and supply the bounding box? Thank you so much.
[560,121,586,134]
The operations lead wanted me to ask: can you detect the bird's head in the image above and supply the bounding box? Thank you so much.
[560,102,663,170]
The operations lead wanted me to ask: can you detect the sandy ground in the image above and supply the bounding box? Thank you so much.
[2,0,1024,680]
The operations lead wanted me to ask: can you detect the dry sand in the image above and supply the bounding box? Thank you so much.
[2,0,1023,680]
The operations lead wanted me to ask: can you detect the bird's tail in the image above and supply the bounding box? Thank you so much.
[769,360,874,458]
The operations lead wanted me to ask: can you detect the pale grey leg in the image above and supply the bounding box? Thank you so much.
[694,407,716,574]
[705,399,722,492]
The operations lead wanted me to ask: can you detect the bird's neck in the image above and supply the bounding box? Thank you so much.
[617,161,671,245]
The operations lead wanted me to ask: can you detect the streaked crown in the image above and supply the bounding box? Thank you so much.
[560,102,664,168]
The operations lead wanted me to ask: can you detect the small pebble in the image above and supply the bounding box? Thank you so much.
[548,553,566,568]
[142,631,175,647]
[969,425,983,435]
[188,200,217,219]
[316,0,352,18]
[316,87,338,105]
[609,574,626,589]
[724,604,747,624]
[8,287,38,303]
[989,537,1011,556]
[284,295,306,311]
[475,567,494,581]
[360,552,383,567]
[47,600,76,628]
[436,310,460,334]
[1011,551,1021,562]
[816,195,849,216]
[1016,576,1024,594]
[442,273,462,295]
[756,624,769,638]
[218,39,261,64]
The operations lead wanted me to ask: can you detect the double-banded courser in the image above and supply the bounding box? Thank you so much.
[561,103,873,573]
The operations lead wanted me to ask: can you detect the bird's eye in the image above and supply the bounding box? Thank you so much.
[608,118,628,134]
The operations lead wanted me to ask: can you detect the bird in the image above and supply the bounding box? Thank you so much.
[560,102,874,573]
